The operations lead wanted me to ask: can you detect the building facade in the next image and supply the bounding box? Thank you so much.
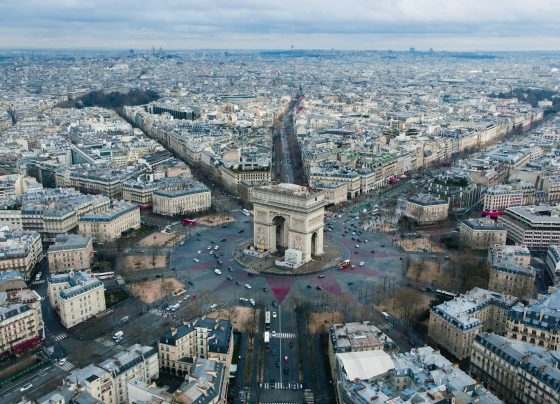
[404,194,449,224]
[47,271,106,328]
[47,234,94,273]
[459,218,507,249]
[0,289,44,358]
[78,202,140,242]
[0,228,43,280]
[487,245,535,300]
[158,317,233,380]
[428,287,518,360]
[470,332,560,404]
[152,182,211,217]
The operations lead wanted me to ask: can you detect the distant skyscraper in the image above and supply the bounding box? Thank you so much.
[409,47,416,53]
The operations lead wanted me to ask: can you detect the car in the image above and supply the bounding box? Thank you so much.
[249,298,256,306]
[270,379,275,389]
[248,272,253,277]
[284,355,288,362]
[271,348,277,355]
[244,283,252,289]
[207,246,211,250]
[291,381,299,390]
[235,281,241,286]
[351,237,355,240]
[20,383,33,392]
[228,266,233,272]
[188,281,194,286]
[371,250,375,254]
[359,261,364,266]
[209,251,214,255]
[350,265,356,269]
[272,300,278,308]
[354,251,359,255]
[289,341,293,348]
[316,286,323,291]
[211,240,215,244]
[347,281,354,286]
[355,244,360,248]
[283,366,289,374]
[217,260,223,265]
[272,311,277,318]
[263,287,268,293]
[238,229,244,233]
[381,244,385,247]
[227,275,233,281]
[179,241,184,245]
[271,331,276,337]
[221,238,226,242]
[318,274,325,278]
[193,258,199,262]
[214,246,219,250]
[58,358,67,365]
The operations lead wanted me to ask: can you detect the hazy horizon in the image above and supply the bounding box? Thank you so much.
[1,0,559,51]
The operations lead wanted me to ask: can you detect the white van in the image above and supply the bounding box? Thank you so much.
[113,331,123,340]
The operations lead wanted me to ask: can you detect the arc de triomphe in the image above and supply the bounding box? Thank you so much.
[251,183,325,263]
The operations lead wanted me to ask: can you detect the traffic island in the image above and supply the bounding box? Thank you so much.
[233,239,346,276]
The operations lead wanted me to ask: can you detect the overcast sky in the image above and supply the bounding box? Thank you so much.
[1,0,560,51]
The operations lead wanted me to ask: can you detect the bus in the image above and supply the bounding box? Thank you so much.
[242,209,251,216]
[265,311,271,330]
[436,289,457,301]
[94,271,115,280]
[182,217,197,226]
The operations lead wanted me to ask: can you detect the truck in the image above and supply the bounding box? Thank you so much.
[168,303,180,312]
[113,331,124,340]
[264,331,270,348]
[338,259,351,269]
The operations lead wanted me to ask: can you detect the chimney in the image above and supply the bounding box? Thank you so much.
[171,327,177,336]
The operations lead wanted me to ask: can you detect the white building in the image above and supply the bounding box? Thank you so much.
[47,271,106,329]
[78,202,140,242]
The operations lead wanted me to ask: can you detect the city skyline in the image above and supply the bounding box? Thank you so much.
[1,0,560,51]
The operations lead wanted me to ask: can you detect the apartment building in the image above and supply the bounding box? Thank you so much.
[312,182,347,205]
[0,289,44,358]
[0,228,43,280]
[68,344,159,404]
[152,181,211,217]
[482,185,525,217]
[78,202,140,243]
[173,358,227,404]
[47,270,106,328]
[545,245,560,286]
[498,205,560,254]
[404,193,449,225]
[459,218,507,249]
[47,234,93,273]
[158,317,233,379]
[471,332,560,404]
[506,287,560,350]
[219,165,271,195]
[0,189,110,241]
[428,287,518,360]
[334,345,500,404]
[488,245,535,300]
[122,180,159,204]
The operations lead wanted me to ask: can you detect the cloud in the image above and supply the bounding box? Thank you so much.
[0,0,559,49]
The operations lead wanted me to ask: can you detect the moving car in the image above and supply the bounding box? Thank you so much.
[20,383,33,392]
[214,269,222,275]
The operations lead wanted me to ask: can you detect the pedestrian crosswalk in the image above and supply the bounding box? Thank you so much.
[377,323,391,331]
[260,382,302,390]
[95,336,123,350]
[31,279,45,285]
[271,332,296,339]
[57,361,76,372]
[52,332,68,341]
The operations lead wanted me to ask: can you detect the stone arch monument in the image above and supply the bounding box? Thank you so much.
[251,183,325,263]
